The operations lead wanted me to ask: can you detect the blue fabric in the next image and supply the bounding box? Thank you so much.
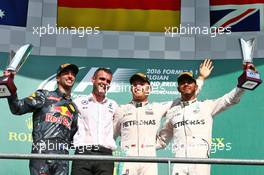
[0,0,29,27]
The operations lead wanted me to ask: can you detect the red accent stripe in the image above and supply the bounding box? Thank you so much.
[58,0,180,10]
[210,0,264,5]
[48,96,61,101]
[220,8,256,28]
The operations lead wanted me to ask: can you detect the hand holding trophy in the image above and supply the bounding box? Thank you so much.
[0,44,33,98]
[237,38,262,90]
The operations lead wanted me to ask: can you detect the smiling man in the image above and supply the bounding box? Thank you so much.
[113,59,213,175]
[114,72,158,175]
[4,63,79,175]
[177,72,198,101]
[159,67,245,175]
[72,68,118,175]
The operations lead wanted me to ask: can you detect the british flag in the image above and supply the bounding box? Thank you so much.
[210,0,264,32]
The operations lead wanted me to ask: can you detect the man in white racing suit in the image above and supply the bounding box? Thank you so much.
[158,69,245,175]
[114,59,213,175]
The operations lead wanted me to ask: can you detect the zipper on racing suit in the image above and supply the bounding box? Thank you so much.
[136,107,140,155]
[182,106,188,158]
[135,103,143,156]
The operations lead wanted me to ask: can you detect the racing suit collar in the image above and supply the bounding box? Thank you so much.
[180,98,197,107]
[88,93,108,104]
[130,100,149,108]
[55,88,71,99]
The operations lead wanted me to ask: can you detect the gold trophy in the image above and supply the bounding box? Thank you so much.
[237,38,262,90]
[0,44,33,98]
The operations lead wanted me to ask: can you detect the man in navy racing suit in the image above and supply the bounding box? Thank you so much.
[4,63,79,175]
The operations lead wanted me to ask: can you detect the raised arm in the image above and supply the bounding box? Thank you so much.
[198,59,214,81]
[210,87,244,117]
[7,90,46,115]
[196,59,214,95]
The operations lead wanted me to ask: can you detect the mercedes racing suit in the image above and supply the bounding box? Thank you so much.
[7,88,78,175]
[114,101,173,175]
[113,79,204,175]
[159,87,244,175]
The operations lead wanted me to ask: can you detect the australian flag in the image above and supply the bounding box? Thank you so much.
[210,0,263,32]
[0,0,29,27]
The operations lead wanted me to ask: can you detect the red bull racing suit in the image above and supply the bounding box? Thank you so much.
[159,87,244,175]
[7,88,78,175]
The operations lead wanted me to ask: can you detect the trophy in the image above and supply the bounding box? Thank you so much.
[237,38,262,90]
[0,44,33,98]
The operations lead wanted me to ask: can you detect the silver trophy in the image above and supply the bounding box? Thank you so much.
[240,38,255,63]
[238,38,262,90]
[0,44,33,98]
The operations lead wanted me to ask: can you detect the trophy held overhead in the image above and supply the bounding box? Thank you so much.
[237,38,262,90]
[0,44,33,98]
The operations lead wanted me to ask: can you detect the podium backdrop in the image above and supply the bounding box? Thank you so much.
[0,52,264,175]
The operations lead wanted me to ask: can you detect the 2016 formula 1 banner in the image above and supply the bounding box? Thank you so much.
[0,52,264,175]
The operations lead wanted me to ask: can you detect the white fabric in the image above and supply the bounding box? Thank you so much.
[160,87,244,175]
[114,101,173,175]
[118,162,157,175]
[114,78,204,175]
[73,94,118,150]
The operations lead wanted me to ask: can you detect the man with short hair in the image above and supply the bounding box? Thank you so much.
[113,59,213,175]
[71,67,118,175]
[5,63,79,175]
[159,65,245,175]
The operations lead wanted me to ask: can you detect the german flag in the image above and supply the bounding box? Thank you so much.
[57,0,180,32]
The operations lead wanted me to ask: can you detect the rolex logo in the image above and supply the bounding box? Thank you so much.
[25,117,33,130]
[8,117,33,142]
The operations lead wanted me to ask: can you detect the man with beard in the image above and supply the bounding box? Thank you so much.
[4,63,79,175]
[72,68,118,175]
[113,59,213,175]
